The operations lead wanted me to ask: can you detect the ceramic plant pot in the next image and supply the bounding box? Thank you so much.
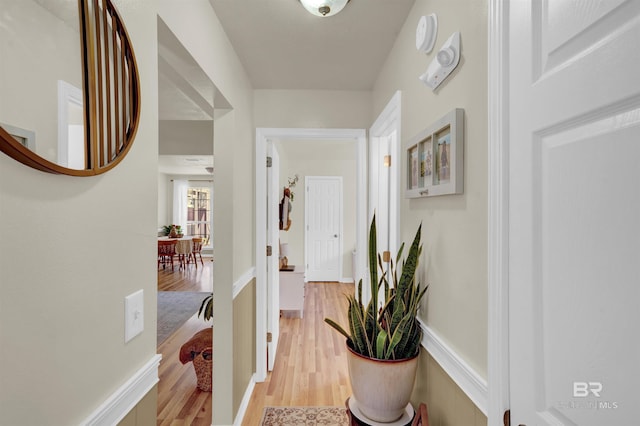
[347,344,419,423]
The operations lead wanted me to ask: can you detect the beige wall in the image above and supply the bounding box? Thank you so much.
[118,385,158,426]
[254,89,372,129]
[0,0,159,424]
[373,0,489,380]
[411,349,487,426]
[276,139,358,279]
[157,2,255,423]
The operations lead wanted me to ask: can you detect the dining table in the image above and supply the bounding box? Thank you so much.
[158,236,194,267]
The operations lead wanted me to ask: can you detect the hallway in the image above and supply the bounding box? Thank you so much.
[242,281,354,425]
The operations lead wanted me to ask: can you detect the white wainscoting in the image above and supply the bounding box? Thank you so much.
[81,354,162,426]
[232,267,256,300]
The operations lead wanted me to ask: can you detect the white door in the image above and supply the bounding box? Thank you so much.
[266,142,280,371]
[305,176,342,282]
[508,1,640,424]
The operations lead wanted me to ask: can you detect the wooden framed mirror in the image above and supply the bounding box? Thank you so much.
[0,0,140,176]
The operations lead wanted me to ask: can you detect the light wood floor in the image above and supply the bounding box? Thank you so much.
[241,281,355,425]
[157,258,213,425]
[157,259,354,425]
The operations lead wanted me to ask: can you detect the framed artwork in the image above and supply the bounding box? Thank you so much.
[405,108,464,198]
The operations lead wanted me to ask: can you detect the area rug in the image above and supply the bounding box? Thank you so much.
[260,406,348,426]
[157,291,209,345]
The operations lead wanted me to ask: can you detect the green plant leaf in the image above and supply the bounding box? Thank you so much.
[348,296,372,357]
[368,215,379,328]
[376,329,388,359]
[324,318,350,340]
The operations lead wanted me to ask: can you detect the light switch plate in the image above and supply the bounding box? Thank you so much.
[125,289,144,342]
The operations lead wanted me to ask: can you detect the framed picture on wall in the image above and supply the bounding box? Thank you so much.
[405,108,464,198]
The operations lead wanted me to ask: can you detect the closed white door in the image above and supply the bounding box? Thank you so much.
[305,176,342,282]
[507,1,640,424]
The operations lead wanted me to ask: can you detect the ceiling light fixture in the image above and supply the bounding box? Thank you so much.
[299,0,350,17]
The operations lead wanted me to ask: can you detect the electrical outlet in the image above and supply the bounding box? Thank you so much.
[125,290,144,342]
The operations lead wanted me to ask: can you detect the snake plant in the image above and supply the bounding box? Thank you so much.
[325,215,428,360]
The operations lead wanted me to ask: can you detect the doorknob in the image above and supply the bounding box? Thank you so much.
[333,234,338,238]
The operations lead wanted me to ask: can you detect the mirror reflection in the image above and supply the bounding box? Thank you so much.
[0,0,86,169]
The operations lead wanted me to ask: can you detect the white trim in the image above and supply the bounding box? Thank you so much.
[233,267,256,300]
[339,277,354,283]
[367,91,401,305]
[255,127,367,383]
[81,354,161,426]
[487,0,511,425]
[57,80,83,168]
[418,319,488,416]
[233,374,257,426]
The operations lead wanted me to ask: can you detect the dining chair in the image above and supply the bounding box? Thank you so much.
[158,240,178,271]
[190,237,205,267]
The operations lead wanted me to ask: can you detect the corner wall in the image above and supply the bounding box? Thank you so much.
[156,2,256,423]
[372,0,489,420]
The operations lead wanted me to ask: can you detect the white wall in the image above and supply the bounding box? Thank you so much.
[277,139,357,281]
[0,1,159,424]
[373,0,489,378]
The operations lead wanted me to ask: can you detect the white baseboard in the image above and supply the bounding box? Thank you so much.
[233,374,257,426]
[81,354,162,426]
[339,277,354,283]
[418,319,488,416]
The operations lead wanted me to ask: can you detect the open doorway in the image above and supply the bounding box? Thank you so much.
[155,16,231,423]
[255,128,367,381]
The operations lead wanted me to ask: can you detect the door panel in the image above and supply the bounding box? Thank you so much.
[267,143,280,371]
[509,1,640,424]
[306,176,342,282]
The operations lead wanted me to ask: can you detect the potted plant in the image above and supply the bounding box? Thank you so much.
[198,293,213,321]
[325,216,427,423]
[163,224,183,238]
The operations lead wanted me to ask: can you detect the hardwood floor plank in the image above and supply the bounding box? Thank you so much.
[157,258,213,425]
[241,281,354,426]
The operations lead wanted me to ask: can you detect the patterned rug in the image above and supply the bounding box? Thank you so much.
[260,406,348,426]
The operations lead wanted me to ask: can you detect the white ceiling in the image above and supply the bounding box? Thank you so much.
[157,0,416,174]
[158,155,214,176]
[209,0,417,90]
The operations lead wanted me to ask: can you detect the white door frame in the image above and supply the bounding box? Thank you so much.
[255,127,367,382]
[487,0,511,424]
[305,176,344,282]
[367,91,401,305]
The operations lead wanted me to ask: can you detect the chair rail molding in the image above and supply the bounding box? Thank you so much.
[80,354,161,426]
[418,319,488,415]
